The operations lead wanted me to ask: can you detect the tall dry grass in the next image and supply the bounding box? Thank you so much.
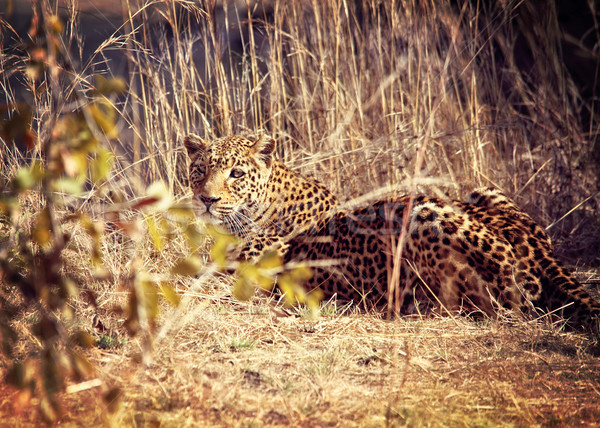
[55,0,596,262]
[2,1,598,241]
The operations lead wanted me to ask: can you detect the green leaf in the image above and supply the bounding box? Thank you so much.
[288,264,313,283]
[80,215,104,265]
[32,207,52,246]
[94,76,127,95]
[233,276,255,301]
[145,215,164,251]
[47,15,64,34]
[170,255,203,276]
[208,226,238,268]
[276,264,319,313]
[72,331,96,348]
[70,351,95,378]
[81,214,103,239]
[237,262,275,291]
[57,145,87,178]
[90,147,114,182]
[160,283,181,307]
[278,273,303,307]
[140,279,159,319]
[89,101,118,139]
[183,224,206,252]
[52,177,84,194]
[60,277,79,299]
[256,250,283,271]
[167,203,196,221]
[12,161,44,190]
[0,195,18,216]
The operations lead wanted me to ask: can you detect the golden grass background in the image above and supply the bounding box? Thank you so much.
[1,0,600,425]
[97,0,600,261]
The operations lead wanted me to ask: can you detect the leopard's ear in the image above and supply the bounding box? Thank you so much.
[250,134,276,167]
[183,134,208,158]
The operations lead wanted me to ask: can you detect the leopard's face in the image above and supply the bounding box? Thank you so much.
[184,134,276,225]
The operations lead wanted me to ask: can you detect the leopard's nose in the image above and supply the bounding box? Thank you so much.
[199,194,221,209]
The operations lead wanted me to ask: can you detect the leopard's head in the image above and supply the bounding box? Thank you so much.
[184,134,276,227]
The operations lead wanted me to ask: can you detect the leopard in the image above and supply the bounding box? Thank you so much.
[184,133,600,331]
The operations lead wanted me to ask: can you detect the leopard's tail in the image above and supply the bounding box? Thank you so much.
[536,258,600,333]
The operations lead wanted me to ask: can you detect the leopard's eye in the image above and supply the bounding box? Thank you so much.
[230,168,245,179]
[197,165,206,176]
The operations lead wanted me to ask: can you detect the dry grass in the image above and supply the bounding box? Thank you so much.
[119,0,598,263]
[2,0,600,426]
[2,300,600,426]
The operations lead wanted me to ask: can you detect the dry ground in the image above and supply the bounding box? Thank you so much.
[2,292,600,427]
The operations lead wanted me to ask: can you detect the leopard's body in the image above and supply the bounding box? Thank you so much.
[185,134,600,330]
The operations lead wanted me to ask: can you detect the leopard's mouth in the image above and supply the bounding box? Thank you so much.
[192,204,224,224]
[198,203,255,232]
[199,210,223,224]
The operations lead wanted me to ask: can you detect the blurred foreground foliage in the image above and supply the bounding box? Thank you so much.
[0,5,174,421]
[0,2,313,422]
